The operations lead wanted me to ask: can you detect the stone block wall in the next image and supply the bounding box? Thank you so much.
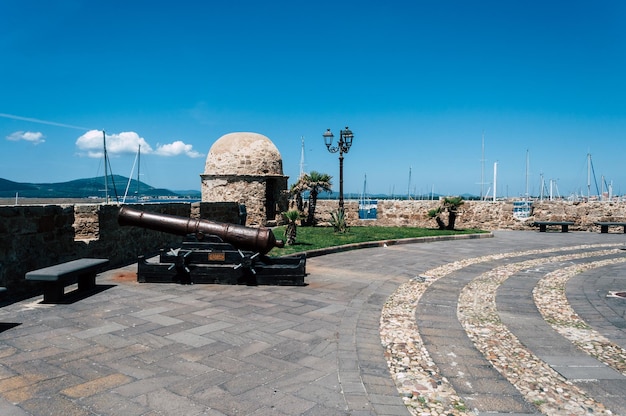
[0,202,241,297]
[192,201,241,223]
[530,200,626,230]
[3,199,626,299]
[0,205,80,296]
[315,199,626,231]
[74,204,102,240]
[201,175,289,226]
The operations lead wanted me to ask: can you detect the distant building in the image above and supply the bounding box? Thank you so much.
[200,132,289,226]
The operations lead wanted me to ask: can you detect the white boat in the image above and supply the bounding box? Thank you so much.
[513,200,532,220]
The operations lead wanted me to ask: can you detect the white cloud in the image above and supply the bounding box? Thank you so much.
[76,130,203,159]
[76,130,153,158]
[6,131,45,144]
[155,140,204,158]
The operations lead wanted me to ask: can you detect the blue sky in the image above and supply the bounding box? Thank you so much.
[1,1,625,198]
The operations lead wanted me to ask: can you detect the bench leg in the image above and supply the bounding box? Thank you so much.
[539,224,547,232]
[77,273,96,291]
[562,225,569,232]
[601,225,609,233]
[42,283,64,303]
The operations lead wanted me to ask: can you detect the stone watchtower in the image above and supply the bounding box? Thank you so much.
[200,132,289,226]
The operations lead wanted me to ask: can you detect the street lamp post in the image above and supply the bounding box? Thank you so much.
[323,126,354,212]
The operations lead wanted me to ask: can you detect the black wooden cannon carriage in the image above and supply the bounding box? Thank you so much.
[118,206,306,285]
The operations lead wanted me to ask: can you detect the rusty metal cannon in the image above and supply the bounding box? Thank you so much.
[118,206,305,285]
[118,206,284,254]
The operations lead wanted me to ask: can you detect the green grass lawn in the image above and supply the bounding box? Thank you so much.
[268,226,486,257]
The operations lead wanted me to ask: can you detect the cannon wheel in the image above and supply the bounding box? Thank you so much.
[234,250,260,285]
[167,248,193,284]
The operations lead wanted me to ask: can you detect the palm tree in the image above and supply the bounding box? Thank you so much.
[427,196,465,230]
[289,182,305,212]
[282,209,302,245]
[297,171,332,226]
[443,196,464,230]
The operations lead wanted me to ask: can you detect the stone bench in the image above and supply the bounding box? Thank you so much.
[533,221,574,233]
[25,258,109,303]
[595,222,626,234]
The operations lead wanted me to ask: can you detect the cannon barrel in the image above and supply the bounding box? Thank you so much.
[118,206,284,254]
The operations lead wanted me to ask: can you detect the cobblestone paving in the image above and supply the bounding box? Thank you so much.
[1,231,626,415]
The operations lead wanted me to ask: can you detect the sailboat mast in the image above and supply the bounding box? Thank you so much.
[587,153,591,199]
[493,162,497,202]
[103,130,108,203]
[361,174,367,202]
[122,146,139,204]
[550,179,554,201]
[137,144,141,198]
[481,132,485,200]
[299,137,305,179]
[407,167,412,200]
[525,149,529,200]
[601,175,605,200]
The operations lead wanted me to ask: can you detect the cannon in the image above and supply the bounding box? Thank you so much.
[118,206,284,254]
[118,206,306,285]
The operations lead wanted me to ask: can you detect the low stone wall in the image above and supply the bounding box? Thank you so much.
[0,202,240,297]
[529,200,626,230]
[315,199,626,231]
[3,198,626,300]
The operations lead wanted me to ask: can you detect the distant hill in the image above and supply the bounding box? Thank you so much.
[0,178,39,193]
[0,175,199,199]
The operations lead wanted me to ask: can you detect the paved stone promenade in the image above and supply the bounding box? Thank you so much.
[1,231,626,415]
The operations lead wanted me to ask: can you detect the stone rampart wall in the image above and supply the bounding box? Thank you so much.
[3,199,626,299]
[0,202,240,297]
[316,199,626,231]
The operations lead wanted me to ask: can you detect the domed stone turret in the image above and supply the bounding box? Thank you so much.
[200,132,288,226]
[204,132,284,176]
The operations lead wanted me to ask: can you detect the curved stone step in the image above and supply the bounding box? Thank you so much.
[383,239,626,415]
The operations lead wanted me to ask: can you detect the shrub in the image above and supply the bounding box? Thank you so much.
[329,209,349,233]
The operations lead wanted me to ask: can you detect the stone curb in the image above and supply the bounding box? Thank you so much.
[283,231,494,259]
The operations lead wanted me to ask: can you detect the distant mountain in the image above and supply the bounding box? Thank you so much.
[0,175,193,199]
[0,178,38,193]
[173,189,202,198]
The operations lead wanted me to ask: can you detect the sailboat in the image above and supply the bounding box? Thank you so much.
[584,153,615,201]
[102,130,120,204]
[358,174,377,220]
